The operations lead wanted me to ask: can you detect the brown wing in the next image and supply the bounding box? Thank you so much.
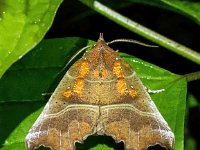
[91,35,174,150]
[25,65,100,150]
[26,103,99,150]
[99,74,174,150]
[100,103,174,150]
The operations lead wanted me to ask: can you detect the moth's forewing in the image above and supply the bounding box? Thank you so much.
[100,74,174,149]
[97,44,174,149]
[25,61,100,150]
[26,34,174,150]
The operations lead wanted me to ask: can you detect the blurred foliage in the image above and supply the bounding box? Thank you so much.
[0,0,200,150]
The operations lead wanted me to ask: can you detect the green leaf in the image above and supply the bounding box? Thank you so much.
[90,144,114,150]
[0,37,187,150]
[76,136,116,150]
[0,37,89,102]
[0,0,63,78]
[0,101,44,150]
[160,0,200,25]
[187,94,199,108]
[185,136,197,150]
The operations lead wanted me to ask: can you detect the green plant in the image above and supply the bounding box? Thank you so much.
[0,0,200,150]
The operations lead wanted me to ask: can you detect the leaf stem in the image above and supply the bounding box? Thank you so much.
[184,71,200,82]
[80,0,200,65]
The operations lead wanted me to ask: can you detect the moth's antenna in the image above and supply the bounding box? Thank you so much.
[66,45,92,67]
[107,39,158,47]
[57,45,92,76]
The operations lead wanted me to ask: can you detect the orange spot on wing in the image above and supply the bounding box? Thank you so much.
[73,61,89,97]
[63,90,71,98]
[73,79,84,96]
[113,62,124,78]
[117,79,127,96]
[79,61,89,77]
[113,62,127,95]
[129,89,137,97]
[102,67,109,78]
[92,69,99,78]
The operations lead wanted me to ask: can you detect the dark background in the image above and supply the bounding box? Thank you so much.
[44,1,200,149]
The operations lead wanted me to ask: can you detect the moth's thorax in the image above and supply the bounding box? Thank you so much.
[82,40,133,80]
[63,38,137,105]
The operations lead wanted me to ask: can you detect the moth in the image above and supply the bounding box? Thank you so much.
[26,34,174,150]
